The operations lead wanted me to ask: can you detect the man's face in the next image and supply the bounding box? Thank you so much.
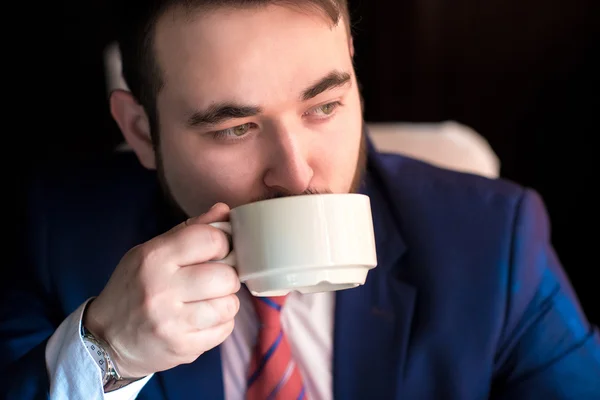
[152,5,364,217]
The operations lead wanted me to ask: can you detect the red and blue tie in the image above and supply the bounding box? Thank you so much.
[246,295,307,400]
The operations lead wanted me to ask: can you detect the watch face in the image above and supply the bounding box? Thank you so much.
[83,337,108,378]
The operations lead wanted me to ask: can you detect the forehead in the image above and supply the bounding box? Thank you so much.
[153,5,352,108]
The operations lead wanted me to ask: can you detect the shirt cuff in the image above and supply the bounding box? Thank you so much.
[45,297,153,400]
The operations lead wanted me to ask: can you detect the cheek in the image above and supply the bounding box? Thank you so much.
[330,131,361,184]
[318,103,363,190]
[160,134,263,212]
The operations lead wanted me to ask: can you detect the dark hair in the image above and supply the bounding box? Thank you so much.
[116,0,351,144]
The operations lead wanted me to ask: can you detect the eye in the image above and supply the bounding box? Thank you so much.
[318,103,338,115]
[212,123,255,140]
[305,101,342,119]
[231,124,251,136]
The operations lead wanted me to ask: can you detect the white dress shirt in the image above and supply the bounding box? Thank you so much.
[45,289,335,400]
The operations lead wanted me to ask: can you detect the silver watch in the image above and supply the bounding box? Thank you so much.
[81,326,139,392]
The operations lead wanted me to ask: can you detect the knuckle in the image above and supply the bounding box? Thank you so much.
[208,265,239,294]
[194,302,218,329]
[137,242,164,266]
[124,244,143,261]
[149,316,171,339]
[143,300,172,338]
[204,320,235,348]
[222,320,235,337]
[225,266,241,292]
[167,340,188,357]
[184,216,199,226]
[180,353,201,365]
[214,296,238,324]
[139,282,161,311]
[139,292,155,316]
[205,227,228,257]
[225,294,240,318]
[152,324,169,342]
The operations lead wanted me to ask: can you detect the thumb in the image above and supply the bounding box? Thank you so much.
[166,203,231,235]
[187,202,231,226]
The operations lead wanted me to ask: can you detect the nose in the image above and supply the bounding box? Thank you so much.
[263,127,314,195]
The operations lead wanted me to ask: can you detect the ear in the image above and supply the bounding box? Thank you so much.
[109,89,156,170]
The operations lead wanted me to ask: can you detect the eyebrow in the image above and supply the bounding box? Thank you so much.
[186,70,352,128]
[301,70,352,101]
[186,103,262,127]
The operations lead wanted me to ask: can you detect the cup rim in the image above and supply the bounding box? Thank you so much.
[231,192,369,212]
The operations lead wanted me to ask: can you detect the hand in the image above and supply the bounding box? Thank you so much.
[84,203,240,378]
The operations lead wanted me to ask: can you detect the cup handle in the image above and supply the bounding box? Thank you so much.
[209,221,237,266]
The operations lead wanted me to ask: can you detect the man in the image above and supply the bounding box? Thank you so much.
[1,0,599,399]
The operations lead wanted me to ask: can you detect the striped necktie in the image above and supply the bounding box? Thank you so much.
[246,295,307,400]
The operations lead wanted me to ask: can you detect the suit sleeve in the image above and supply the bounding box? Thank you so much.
[0,179,152,400]
[491,189,600,399]
[1,177,59,399]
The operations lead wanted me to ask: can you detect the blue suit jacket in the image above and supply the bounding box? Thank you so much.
[2,141,599,399]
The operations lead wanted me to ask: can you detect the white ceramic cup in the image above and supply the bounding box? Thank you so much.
[209,193,378,297]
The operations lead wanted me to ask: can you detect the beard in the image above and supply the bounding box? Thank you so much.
[155,123,368,218]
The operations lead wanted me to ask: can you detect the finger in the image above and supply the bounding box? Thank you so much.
[186,319,236,356]
[147,223,232,268]
[183,294,240,332]
[189,202,230,225]
[139,202,232,270]
[175,262,240,302]
[163,203,231,236]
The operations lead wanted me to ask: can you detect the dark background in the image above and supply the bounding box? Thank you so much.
[6,0,598,324]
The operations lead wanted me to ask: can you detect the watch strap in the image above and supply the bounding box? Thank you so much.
[81,325,142,392]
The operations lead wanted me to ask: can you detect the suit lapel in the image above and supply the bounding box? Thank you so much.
[333,143,417,399]
[139,137,415,399]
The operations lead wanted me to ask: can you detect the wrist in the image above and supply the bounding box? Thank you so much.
[82,299,140,384]
[81,325,142,392]
[82,298,107,343]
